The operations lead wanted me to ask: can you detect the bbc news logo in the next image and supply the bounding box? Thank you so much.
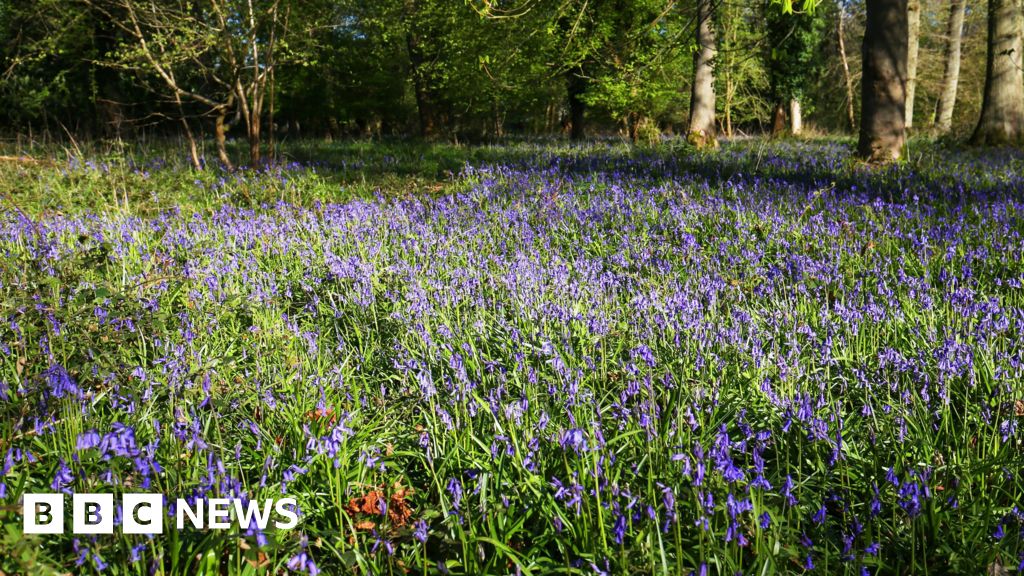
[23,493,299,534]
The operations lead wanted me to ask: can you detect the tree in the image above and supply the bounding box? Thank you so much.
[85,0,302,168]
[904,0,920,129]
[567,67,588,140]
[554,4,599,141]
[687,0,717,147]
[403,0,443,139]
[971,0,1024,146]
[764,0,824,136]
[274,0,413,139]
[574,0,692,143]
[933,0,967,134]
[858,0,908,163]
[719,0,771,137]
[836,0,856,132]
[392,0,567,141]
[0,0,130,136]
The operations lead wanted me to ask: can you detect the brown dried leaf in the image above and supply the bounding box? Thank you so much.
[346,490,386,516]
[305,407,337,426]
[246,551,269,569]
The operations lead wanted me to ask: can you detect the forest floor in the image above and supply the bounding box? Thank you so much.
[0,139,1023,575]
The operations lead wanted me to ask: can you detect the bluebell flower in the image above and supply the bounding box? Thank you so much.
[447,477,463,511]
[51,459,73,492]
[612,512,627,544]
[414,519,428,543]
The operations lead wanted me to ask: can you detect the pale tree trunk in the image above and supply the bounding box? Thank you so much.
[905,0,920,129]
[858,0,908,163]
[934,0,966,133]
[971,0,1024,146]
[790,99,803,135]
[837,1,857,132]
[687,0,717,148]
[724,84,733,137]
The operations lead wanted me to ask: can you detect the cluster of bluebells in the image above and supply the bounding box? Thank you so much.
[0,141,1022,574]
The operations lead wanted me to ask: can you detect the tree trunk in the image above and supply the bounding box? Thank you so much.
[493,100,504,139]
[771,102,787,137]
[628,112,640,143]
[215,105,234,171]
[404,4,438,140]
[268,67,276,161]
[837,1,857,133]
[857,0,908,163]
[790,98,803,135]
[413,83,437,139]
[90,4,124,139]
[249,119,261,166]
[725,97,733,138]
[179,117,202,171]
[723,4,737,138]
[410,60,437,140]
[971,0,1024,146]
[687,0,717,148]
[568,67,587,141]
[905,0,921,129]
[934,0,966,133]
[171,84,202,170]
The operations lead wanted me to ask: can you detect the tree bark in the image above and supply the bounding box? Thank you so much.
[771,102,787,137]
[723,3,737,138]
[905,0,920,129]
[249,118,261,166]
[89,3,124,139]
[215,100,234,171]
[971,0,1024,146]
[724,75,734,138]
[404,0,438,140]
[177,107,201,170]
[687,0,717,148]
[408,51,437,139]
[790,98,803,135]
[234,81,261,166]
[268,67,276,161]
[837,2,857,132]
[568,67,587,141]
[934,0,966,133]
[182,121,201,170]
[857,0,908,163]
[627,112,641,143]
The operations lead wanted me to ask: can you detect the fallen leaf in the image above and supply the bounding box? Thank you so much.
[246,551,269,569]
